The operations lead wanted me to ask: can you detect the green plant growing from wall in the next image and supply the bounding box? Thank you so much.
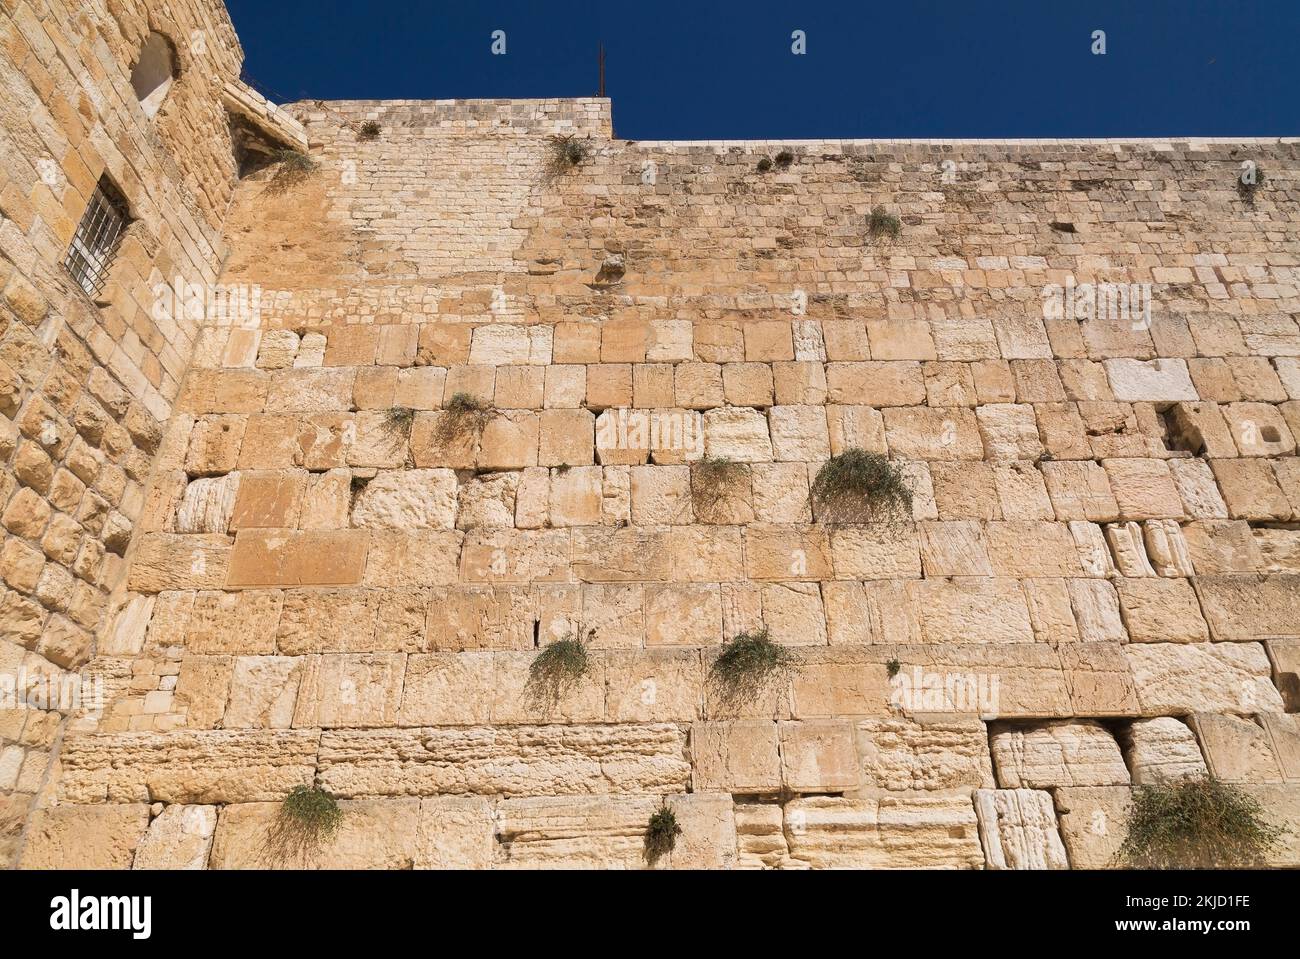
[264,785,344,863]
[1117,776,1286,869]
[643,804,683,866]
[524,629,593,712]
[886,658,902,678]
[866,205,902,240]
[690,456,749,520]
[756,156,773,173]
[774,150,794,168]
[709,627,797,711]
[358,120,382,141]
[811,448,912,525]
[266,148,319,193]
[436,392,492,447]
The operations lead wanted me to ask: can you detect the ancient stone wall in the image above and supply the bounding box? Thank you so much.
[7,86,1300,867]
[0,0,249,867]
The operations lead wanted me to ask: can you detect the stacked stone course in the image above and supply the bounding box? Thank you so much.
[4,3,1300,869]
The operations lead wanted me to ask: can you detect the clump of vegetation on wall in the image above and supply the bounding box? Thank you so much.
[264,785,343,862]
[709,627,797,711]
[644,804,683,866]
[358,120,382,141]
[690,456,749,519]
[1237,165,1265,207]
[811,448,912,524]
[1117,776,1286,868]
[545,134,590,179]
[756,156,773,173]
[525,629,593,711]
[866,205,902,240]
[774,150,794,168]
[436,392,492,446]
[266,148,319,193]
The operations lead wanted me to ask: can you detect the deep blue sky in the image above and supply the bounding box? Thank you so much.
[224,1,1299,139]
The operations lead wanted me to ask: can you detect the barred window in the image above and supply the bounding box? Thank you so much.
[65,176,131,298]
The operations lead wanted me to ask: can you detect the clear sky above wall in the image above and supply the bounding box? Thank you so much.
[225,0,1300,139]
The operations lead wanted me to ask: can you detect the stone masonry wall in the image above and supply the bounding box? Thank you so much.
[0,0,247,867]
[11,89,1300,867]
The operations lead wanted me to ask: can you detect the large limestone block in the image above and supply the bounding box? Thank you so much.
[56,731,319,804]
[494,795,658,869]
[768,405,830,462]
[460,528,571,584]
[703,406,772,462]
[1189,713,1284,783]
[854,718,994,795]
[365,531,463,588]
[415,796,495,868]
[1103,358,1197,401]
[133,804,218,869]
[735,802,794,868]
[990,721,1129,788]
[910,578,1035,645]
[490,649,605,724]
[292,653,405,728]
[350,469,457,530]
[784,795,984,869]
[692,721,781,793]
[662,793,738,869]
[223,657,304,728]
[788,647,893,719]
[604,649,703,723]
[829,525,922,579]
[1260,713,1300,780]
[1053,786,1132,868]
[975,788,1068,869]
[1115,578,1209,643]
[780,720,860,793]
[20,804,151,869]
[129,534,232,592]
[1268,639,1300,710]
[397,652,495,725]
[1118,717,1208,785]
[227,529,370,588]
[210,799,422,869]
[1125,642,1285,716]
[976,404,1042,460]
[1194,574,1300,641]
[317,724,690,798]
[1103,459,1183,520]
[176,475,240,533]
[822,580,920,646]
[1059,642,1141,717]
[276,589,382,654]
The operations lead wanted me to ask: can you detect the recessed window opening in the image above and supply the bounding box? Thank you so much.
[65,176,131,298]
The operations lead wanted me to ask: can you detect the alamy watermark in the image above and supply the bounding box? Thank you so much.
[890,667,1000,718]
[1042,276,1151,330]
[151,275,266,328]
[1,668,103,714]
[595,408,704,457]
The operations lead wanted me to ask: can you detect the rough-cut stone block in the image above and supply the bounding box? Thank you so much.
[691,721,781,794]
[317,724,690,798]
[990,721,1129,788]
[784,795,984,869]
[1125,642,1285,716]
[133,804,218,870]
[350,469,457,530]
[228,530,369,588]
[1189,713,1285,783]
[20,804,151,869]
[1053,786,1131,868]
[975,788,1068,869]
[855,718,994,794]
[780,720,860,793]
[56,731,320,804]
[1119,717,1208,785]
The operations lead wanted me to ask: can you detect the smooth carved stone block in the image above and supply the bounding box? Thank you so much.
[990,720,1129,788]
[317,724,690,798]
[19,804,151,869]
[1119,717,1208,785]
[1103,358,1197,402]
[132,804,218,870]
[494,795,658,869]
[227,529,370,588]
[854,718,995,795]
[56,731,320,804]
[292,653,405,728]
[975,788,1069,870]
[783,795,984,869]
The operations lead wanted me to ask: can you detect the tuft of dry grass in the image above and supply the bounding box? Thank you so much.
[708,627,797,712]
[866,205,902,241]
[690,456,749,520]
[524,630,593,713]
[265,148,319,194]
[435,392,491,447]
[262,785,343,863]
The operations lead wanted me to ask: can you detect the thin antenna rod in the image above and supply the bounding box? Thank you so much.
[598,42,606,97]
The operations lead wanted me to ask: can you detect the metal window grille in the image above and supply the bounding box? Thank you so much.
[64,178,130,297]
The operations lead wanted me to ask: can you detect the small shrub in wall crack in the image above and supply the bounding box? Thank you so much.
[264,785,343,863]
[644,804,683,865]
